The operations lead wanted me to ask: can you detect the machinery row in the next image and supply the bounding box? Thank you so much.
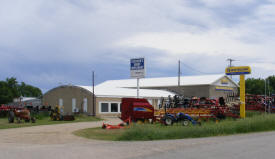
[0,105,74,123]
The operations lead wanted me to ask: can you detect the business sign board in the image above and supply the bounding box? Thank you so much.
[225,66,251,75]
[130,58,145,78]
[216,86,234,91]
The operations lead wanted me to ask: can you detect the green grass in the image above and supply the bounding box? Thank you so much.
[0,114,101,129]
[74,127,125,141]
[74,111,275,141]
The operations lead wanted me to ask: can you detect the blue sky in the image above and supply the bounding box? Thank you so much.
[1,0,275,93]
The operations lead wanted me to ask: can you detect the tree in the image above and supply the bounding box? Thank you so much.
[19,82,42,97]
[0,77,42,104]
[245,76,275,95]
[6,77,20,98]
[245,78,265,95]
[0,81,13,104]
[266,76,275,95]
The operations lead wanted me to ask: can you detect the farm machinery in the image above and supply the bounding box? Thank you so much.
[8,108,36,123]
[161,112,201,126]
[155,95,239,123]
[0,105,36,123]
[245,94,275,112]
[102,98,201,129]
[50,105,75,121]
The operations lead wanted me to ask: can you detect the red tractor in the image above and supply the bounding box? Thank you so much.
[8,108,36,123]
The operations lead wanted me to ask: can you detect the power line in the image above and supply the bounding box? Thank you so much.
[180,61,217,75]
[227,58,236,67]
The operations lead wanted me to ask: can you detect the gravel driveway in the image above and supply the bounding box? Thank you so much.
[0,118,121,144]
[1,118,275,159]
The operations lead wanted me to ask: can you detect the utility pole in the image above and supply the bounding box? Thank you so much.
[227,58,236,79]
[92,71,95,116]
[265,78,267,113]
[178,60,181,86]
[267,78,272,113]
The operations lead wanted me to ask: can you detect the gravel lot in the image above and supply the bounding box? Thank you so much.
[1,118,275,159]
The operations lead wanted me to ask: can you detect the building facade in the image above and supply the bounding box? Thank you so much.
[42,74,239,117]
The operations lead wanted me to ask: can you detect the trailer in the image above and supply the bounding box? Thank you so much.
[120,98,155,123]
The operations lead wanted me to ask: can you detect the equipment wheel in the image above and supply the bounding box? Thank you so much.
[163,116,174,126]
[53,115,57,121]
[24,118,30,123]
[181,119,189,126]
[31,117,36,123]
[8,111,15,123]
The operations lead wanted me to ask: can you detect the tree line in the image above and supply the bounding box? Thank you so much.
[0,77,42,104]
[245,75,275,95]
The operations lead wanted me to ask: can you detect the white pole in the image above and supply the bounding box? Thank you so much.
[264,79,267,112]
[137,78,140,98]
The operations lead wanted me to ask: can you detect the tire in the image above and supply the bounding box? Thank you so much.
[163,116,174,126]
[24,119,30,123]
[8,111,14,123]
[31,117,36,123]
[181,119,189,126]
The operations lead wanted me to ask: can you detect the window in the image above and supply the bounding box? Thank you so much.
[83,98,87,112]
[99,102,121,113]
[111,103,118,112]
[59,98,63,106]
[72,98,76,112]
[101,103,109,112]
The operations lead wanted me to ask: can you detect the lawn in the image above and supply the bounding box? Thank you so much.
[0,114,101,129]
[74,111,275,141]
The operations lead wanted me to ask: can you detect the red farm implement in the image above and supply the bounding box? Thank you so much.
[156,96,239,121]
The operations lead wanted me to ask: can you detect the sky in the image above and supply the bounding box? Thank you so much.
[0,0,275,93]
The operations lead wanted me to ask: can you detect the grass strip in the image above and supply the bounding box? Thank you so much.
[74,112,275,141]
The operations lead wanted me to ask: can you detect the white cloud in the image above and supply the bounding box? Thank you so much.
[200,0,257,7]
[116,29,272,60]
[0,0,275,90]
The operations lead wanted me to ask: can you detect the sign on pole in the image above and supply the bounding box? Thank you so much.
[130,58,145,78]
[225,66,251,118]
[130,58,145,98]
[225,66,251,75]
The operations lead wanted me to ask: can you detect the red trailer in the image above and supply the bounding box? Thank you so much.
[120,98,154,122]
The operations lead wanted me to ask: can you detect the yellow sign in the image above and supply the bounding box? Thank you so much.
[216,86,233,91]
[221,78,229,85]
[225,66,252,118]
[225,66,251,75]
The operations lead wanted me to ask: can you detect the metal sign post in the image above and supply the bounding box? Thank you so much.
[130,58,145,98]
[137,78,140,98]
[225,66,251,118]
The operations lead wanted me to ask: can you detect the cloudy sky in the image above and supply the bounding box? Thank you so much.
[1,0,275,92]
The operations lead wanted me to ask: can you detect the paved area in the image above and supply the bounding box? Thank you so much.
[1,118,275,159]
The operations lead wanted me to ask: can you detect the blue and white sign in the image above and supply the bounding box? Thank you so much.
[130,58,145,78]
